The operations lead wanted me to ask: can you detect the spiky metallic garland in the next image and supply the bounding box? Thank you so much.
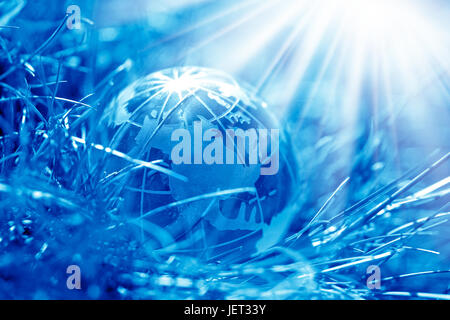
[0,3,449,299]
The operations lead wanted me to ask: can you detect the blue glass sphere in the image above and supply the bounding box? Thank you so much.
[100,66,295,261]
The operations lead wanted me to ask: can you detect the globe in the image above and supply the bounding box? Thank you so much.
[99,66,295,262]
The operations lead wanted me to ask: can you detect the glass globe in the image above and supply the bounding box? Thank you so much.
[100,66,296,261]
